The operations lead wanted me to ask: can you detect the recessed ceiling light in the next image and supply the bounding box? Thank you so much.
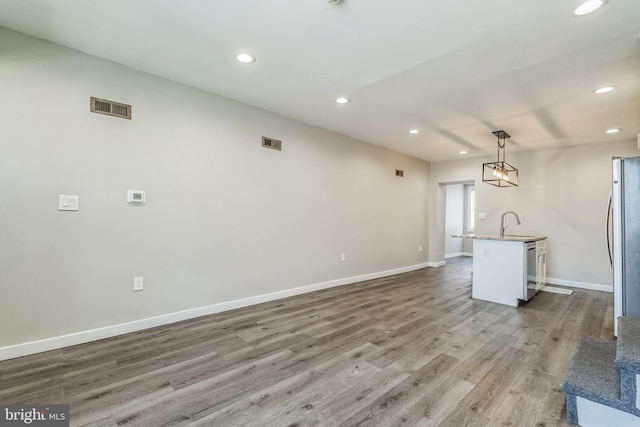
[336,97,350,104]
[572,0,607,16]
[236,53,255,63]
[594,85,616,94]
[459,151,467,155]
[606,128,621,134]
[409,129,419,134]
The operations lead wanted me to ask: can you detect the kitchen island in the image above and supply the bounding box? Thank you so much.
[455,234,547,307]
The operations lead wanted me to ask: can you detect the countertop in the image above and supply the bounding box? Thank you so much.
[451,234,547,242]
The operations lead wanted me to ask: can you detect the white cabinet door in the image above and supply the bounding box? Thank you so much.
[536,240,547,287]
[472,239,526,307]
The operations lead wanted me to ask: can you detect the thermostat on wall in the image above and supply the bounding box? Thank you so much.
[127,190,146,203]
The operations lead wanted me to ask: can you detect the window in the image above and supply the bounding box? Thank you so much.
[467,186,476,232]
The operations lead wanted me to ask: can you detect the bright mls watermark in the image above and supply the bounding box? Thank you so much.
[0,405,69,426]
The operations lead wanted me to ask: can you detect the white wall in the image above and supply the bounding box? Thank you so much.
[429,139,640,289]
[444,184,464,257]
[0,28,430,356]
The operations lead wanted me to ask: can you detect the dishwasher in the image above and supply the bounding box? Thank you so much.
[524,240,546,301]
[525,241,538,301]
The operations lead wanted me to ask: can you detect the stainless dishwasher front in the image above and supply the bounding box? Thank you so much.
[524,241,537,301]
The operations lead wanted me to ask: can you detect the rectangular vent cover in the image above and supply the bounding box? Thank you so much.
[262,136,282,151]
[90,97,132,120]
[395,169,404,177]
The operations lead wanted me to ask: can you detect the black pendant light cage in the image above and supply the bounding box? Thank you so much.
[482,130,518,187]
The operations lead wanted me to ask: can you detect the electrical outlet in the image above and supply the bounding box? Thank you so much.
[133,276,144,291]
[340,253,346,262]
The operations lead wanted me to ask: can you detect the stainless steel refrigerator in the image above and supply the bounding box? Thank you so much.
[608,156,640,336]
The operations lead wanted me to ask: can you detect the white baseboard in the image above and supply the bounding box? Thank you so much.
[444,252,472,259]
[0,261,431,361]
[546,277,612,293]
[427,260,447,267]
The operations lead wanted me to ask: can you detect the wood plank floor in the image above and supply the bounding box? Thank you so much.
[0,257,614,426]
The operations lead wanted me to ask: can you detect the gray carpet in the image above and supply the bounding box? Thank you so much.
[616,317,640,408]
[616,316,640,371]
[562,337,621,409]
[562,319,640,424]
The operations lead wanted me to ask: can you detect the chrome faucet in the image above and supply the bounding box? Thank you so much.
[500,211,521,238]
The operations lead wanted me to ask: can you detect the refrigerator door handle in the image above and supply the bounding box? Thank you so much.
[607,190,613,267]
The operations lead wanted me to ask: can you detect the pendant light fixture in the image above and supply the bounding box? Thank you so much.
[482,130,518,187]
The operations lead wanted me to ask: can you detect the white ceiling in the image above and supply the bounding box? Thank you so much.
[0,0,639,162]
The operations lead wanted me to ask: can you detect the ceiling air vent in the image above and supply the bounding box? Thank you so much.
[395,169,404,177]
[262,136,282,151]
[90,97,132,120]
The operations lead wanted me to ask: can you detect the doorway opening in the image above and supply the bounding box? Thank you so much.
[444,181,475,259]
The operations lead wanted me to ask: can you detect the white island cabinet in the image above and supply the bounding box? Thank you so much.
[471,236,547,307]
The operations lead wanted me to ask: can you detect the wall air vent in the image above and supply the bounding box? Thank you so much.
[395,169,404,177]
[262,136,282,151]
[90,97,132,120]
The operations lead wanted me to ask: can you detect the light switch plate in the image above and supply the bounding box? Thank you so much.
[133,277,144,291]
[479,212,487,220]
[58,195,79,211]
